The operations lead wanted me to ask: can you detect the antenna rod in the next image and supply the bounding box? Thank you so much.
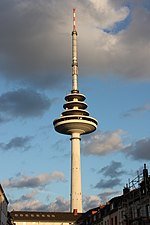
[73,8,76,31]
[72,8,78,93]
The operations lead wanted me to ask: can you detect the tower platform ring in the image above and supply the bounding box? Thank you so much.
[53,115,98,135]
[65,93,86,102]
[62,109,89,116]
[63,101,87,110]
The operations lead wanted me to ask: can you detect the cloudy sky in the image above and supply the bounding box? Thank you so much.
[0,0,150,212]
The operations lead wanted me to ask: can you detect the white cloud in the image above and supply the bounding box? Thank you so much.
[9,193,69,212]
[77,1,150,81]
[89,0,129,28]
[82,130,125,156]
[83,195,101,211]
[9,199,44,211]
[48,196,69,212]
[2,172,66,189]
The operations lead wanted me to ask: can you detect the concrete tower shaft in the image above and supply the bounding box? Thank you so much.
[70,132,82,213]
[53,8,98,213]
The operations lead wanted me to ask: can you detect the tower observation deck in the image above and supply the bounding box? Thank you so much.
[53,9,98,213]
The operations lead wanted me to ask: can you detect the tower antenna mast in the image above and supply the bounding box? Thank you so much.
[72,8,78,93]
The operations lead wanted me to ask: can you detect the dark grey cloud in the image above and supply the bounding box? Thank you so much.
[95,178,121,189]
[122,104,150,117]
[0,0,71,88]
[98,161,125,178]
[113,4,150,80]
[0,114,9,124]
[0,136,32,151]
[124,137,150,160]
[0,89,52,119]
[0,0,149,89]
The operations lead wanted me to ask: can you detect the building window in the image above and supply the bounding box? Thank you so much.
[137,208,140,218]
[121,210,124,219]
[115,216,117,225]
[111,218,113,225]
[110,203,114,210]
[93,215,96,221]
[146,205,150,217]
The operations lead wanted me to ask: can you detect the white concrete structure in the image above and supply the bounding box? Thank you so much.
[53,9,98,213]
[0,184,9,225]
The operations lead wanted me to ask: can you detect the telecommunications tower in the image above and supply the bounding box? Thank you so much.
[53,9,98,213]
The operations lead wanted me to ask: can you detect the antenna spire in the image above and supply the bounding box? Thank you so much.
[72,8,78,93]
[73,8,76,31]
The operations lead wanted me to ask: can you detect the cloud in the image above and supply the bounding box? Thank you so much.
[95,178,121,189]
[124,137,150,160]
[81,0,129,29]
[83,195,101,212]
[48,196,69,212]
[19,190,38,201]
[0,0,71,88]
[9,190,48,211]
[9,193,69,212]
[0,114,10,124]
[82,130,125,156]
[9,192,119,212]
[98,161,125,178]
[2,172,66,189]
[52,139,68,153]
[0,89,52,119]
[0,0,148,90]
[0,136,32,151]
[98,191,120,204]
[122,104,150,117]
[74,1,150,81]
[111,4,150,80]
[9,199,46,211]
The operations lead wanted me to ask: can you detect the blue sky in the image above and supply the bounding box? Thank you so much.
[0,0,150,212]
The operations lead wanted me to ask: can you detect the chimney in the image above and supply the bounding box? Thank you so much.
[123,184,130,196]
[143,163,148,179]
[73,209,78,216]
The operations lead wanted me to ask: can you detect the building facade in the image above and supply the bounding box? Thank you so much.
[76,164,150,225]
[10,211,82,225]
[0,184,9,225]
